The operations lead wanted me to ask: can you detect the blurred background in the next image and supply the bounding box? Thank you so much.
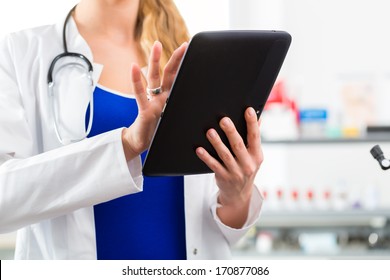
[1,0,390,259]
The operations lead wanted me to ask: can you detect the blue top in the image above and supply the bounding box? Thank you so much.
[86,86,186,260]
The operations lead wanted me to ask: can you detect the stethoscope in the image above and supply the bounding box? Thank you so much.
[47,5,94,145]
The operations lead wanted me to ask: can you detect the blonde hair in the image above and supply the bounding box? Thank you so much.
[136,0,190,72]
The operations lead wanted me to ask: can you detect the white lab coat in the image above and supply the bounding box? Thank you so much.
[0,13,263,260]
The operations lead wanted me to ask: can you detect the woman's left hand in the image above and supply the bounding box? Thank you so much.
[122,41,187,161]
[196,107,263,229]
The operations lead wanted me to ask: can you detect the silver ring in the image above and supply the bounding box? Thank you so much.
[146,86,162,95]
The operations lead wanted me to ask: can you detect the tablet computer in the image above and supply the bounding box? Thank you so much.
[142,30,291,176]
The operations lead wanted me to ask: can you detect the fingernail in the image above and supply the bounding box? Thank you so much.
[208,130,217,139]
[222,118,231,127]
[196,147,204,155]
[248,108,255,116]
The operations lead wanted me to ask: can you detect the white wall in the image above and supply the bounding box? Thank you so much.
[229,0,285,30]
[0,0,78,36]
[239,0,390,125]
[284,0,390,107]
[175,0,229,35]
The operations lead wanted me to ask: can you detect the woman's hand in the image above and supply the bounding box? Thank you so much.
[196,107,263,228]
[122,41,187,161]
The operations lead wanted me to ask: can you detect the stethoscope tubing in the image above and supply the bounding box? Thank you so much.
[48,5,95,145]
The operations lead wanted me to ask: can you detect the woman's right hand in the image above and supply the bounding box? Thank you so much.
[122,41,188,161]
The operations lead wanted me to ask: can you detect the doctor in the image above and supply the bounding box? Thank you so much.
[0,0,264,259]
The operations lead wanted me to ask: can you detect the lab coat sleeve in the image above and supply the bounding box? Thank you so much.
[0,35,143,233]
[210,184,263,246]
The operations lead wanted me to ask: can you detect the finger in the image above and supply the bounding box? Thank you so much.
[147,41,162,90]
[245,107,262,157]
[205,128,239,171]
[219,117,249,164]
[131,63,148,108]
[161,42,188,93]
[195,147,229,177]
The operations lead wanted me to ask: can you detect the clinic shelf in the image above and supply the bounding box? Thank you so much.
[257,209,390,228]
[233,210,390,260]
[232,249,390,260]
[262,135,390,144]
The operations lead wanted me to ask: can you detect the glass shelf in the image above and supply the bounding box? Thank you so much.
[262,134,390,144]
[258,209,390,228]
[232,248,390,260]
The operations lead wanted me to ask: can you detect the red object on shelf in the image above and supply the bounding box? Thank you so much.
[291,189,299,201]
[276,188,284,200]
[307,189,314,201]
[262,190,268,200]
[265,80,299,123]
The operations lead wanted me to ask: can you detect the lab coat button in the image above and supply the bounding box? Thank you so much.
[193,248,198,255]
